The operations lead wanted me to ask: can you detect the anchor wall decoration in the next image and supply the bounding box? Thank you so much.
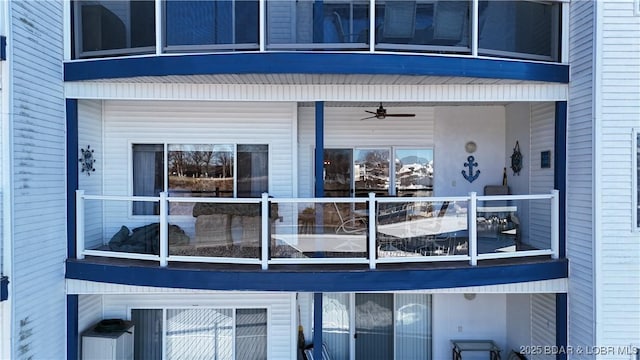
[462,155,480,183]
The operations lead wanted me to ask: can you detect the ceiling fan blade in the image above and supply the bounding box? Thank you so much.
[364,110,378,115]
[385,113,416,117]
[360,115,379,120]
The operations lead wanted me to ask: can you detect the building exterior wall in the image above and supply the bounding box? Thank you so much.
[8,1,67,359]
[567,0,597,355]
[596,0,640,353]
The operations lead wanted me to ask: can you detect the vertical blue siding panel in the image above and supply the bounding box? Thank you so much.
[313,293,323,360]
[67,295,79,360]
[555,101,567,258]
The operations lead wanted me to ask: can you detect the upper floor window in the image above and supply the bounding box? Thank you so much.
[132,143,268,215]
[73,1,156,58]
[71,0,563,62]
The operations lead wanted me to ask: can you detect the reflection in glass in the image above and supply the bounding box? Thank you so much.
[267,0,370,50]
[165,0,259,50]
[395,294,432,360]
[75,0,155,58]
[237,145,268,198]
[236,309,268,360]
[478,1,560,61]
[166,309,233,359]
[323,293,351,360]
[168,144,234,216]
[354,149,390,197]
[395,149,433,197]
[324,149,353,198]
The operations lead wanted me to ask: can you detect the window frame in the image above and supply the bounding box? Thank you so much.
[129,306,269,360]
[130,141,270,217]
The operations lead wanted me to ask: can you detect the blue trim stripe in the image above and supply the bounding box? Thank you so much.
[67,100,78,259]
[0,276,8,301]
[67,295,79,360]
[64,53,569,83]
[0,36,6,60]
[314,102,324,198]
[555,101,567,258]
[66,259,568,292]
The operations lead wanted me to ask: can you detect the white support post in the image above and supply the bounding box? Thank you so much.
[551,189,560,259]
[368,192,376,269]
[471,0,479,57]
[159,192,168,267]
[468,192,477,266]
[155,0,162,55]
[261,193,269,270]
[76,190,85,259]
[259,0,266,52]
[369,0,375,52]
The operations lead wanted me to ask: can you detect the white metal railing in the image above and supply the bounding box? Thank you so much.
[75,190,560,270]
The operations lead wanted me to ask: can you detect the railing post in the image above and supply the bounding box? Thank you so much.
[551,189,560,259]
[261,193,270,270]
[469,192,477,266]
[159,192,168,267]
[368,192,376,269]
[76,190,85,259]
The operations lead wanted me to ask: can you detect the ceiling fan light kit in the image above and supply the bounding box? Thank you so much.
[362,103,416,120]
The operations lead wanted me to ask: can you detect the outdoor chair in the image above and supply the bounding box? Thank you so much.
[333,203,368,234]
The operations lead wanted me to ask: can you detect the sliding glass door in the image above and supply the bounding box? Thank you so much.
[321,293,432,360]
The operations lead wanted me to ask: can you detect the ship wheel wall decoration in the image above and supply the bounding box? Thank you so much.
[510,141,523,175]
[79,145,96,175]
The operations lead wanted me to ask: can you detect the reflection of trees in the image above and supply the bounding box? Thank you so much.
[169,148,235,179]
[215,151,233,178]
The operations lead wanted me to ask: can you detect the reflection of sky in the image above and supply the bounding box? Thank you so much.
[395,149,433,165]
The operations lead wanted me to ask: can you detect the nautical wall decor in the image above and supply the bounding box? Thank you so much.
[79,145,96,175]
[510,141,523,175]
[462,155,480,183]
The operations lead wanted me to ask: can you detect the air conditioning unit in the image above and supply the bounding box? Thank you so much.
[82,319,134,360]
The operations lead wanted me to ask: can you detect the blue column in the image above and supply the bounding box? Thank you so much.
[67,295,79,360]
[313,293,323,360]
[313,1,324,44]
[313,101,324,359]
[554,101,567,360]
[554,101,567,258]
[67,99,78,259]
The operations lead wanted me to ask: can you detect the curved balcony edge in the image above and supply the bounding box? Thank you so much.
[64,53,569,83]
[65,257,568,292]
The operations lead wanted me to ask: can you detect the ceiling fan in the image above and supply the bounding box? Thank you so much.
[361,103,416,120]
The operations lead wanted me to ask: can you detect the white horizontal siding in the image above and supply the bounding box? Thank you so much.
[9,1,66,360]
[530,294,556,360]
[78,100,104,250]
[99,293,295,360]
[78,294,104,336]
[66,278,568,295]
[597,0,640,351]
[98,101,295,243]
[65,82,569,102]
[297,106,435,197]
[566,0,596,354]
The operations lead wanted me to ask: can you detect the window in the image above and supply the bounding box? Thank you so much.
[131,308,267,360]
[323,147,433,198]
[132,143,268,215]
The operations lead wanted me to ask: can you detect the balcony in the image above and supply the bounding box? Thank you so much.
[75,190,559,271]
[71,0,563,63]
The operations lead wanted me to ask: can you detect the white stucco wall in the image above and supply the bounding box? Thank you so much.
[433,106,506,197]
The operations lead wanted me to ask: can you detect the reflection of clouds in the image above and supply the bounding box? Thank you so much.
[323,297,349,331]
[396,303,426,326]
[356,300,393,329]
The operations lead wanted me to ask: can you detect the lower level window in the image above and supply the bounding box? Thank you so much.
[131,308,267,360]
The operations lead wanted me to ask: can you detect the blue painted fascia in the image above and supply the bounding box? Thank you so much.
[64,53,569,83]
[0,36,6,60]
[0,276,8,301]
[66,259,568,292]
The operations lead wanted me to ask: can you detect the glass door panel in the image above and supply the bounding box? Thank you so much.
[354,148,390,197]
[323,293,351,360]
[395,148,434,197]
[324,149,353,197]
[355,293,393,360]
